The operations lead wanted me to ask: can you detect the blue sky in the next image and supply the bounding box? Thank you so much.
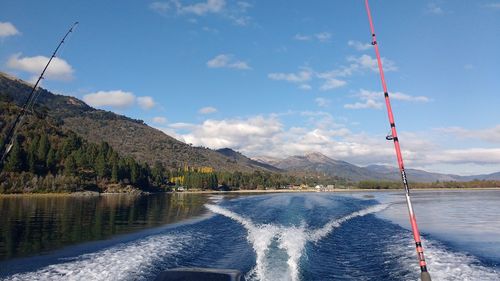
[1,0,500,175]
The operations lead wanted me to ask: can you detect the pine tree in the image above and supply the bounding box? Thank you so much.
[95,153,108,178]
[111,160,119,183]
[37,134,49,161]
[118,158,128,181]
[64,155,77,176]
[152,161,164,186]
[28,136,39,173]
[130,161,140,184]
[46,148,56,174]
[4,139,25,172]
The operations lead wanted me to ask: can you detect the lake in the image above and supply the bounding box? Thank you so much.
[0,190,499,280]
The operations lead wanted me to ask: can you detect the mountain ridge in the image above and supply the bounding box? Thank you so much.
[256,152,500,182]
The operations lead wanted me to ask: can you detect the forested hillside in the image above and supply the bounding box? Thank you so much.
[0,99,163,193]
[0,72,277,173]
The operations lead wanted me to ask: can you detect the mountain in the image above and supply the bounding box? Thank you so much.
[216,148,281,172]
[258,152,500,183]
[269,152,387,181]
[461,172,500,181]
[364,165,462,183]
[0,72,270,173]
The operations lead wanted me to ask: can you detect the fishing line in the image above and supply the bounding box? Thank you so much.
[0,22,78,167]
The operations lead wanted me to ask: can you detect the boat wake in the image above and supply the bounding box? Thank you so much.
[387,233,500,281]
[3,232,195,281]
[205,203,387,281]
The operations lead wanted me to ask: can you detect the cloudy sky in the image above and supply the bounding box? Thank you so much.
[1,0,500,175]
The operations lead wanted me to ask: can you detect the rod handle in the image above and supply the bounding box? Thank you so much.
[421,271,432,281]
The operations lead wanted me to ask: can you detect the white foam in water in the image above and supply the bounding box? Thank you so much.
[4,233,193,281]
[309,204,388,242]
[389,234,500,281]
[206,203,386,281]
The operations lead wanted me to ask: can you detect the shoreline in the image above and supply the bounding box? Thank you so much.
[1,187,500,197]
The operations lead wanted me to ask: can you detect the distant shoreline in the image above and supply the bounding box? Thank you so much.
[1,187,499,197]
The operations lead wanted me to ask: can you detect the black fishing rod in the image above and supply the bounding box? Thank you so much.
[0,22,78,168]
[363,1,431,280]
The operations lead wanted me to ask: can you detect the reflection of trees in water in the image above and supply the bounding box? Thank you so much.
[0,194,208,260]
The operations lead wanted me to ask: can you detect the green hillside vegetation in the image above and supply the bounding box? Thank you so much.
[0,100,159,193]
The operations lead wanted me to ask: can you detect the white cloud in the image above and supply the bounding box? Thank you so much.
[165,114,394,166]
[149,2,170,14]
[426,3,444,14]
[390,92,430,102]
[344,99,383,110]
[175,0,225,15]
[344,89,429,110]
[347,54,398,72]
[270,55,396,91]
[437,125,500,144]
[315,32,331,42]
[268,68,312,84]
[293,34,311,41]
[174,116,283,150]
[199,106,217,114]
[347,40,371,51]
[7,53,74,81]
[0,22,20,38]
[315,98,331,108]
[82,91,157,110]
[161,112,500,174]
[430,148,500,165]
[293,32,331,42]
[237,1,252,11]
[299,84,312,91]
[207,54,251,70]
[83,90,136,108]
[152,116,168,124]
[483,3,500,9]
[137,96,156,109]
[319,78,347,91]
[151,0,251,25]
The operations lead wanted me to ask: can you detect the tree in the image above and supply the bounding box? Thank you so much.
[46,148,56,174]
[130,161,140,184]
[4,139,25,172]
[111,159,119,183]
[64,155,77,176]
[27,136,39,173]
[37,134,50,161]
[95,153,108,178]
[151,161,164,186]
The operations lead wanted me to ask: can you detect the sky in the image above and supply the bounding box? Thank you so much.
[1,0,500,175]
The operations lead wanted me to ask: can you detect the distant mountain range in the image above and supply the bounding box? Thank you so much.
[2,71,499,183]
[255,152,500,183]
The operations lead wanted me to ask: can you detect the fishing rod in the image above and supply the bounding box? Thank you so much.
[363,1,432,280]
[0,22,78,168]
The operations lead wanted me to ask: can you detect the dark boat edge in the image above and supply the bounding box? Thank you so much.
[154,268,242,281]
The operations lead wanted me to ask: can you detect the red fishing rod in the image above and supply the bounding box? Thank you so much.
[363,1,432,280]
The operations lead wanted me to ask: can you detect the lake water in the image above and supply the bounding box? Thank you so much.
[0,190,499,280]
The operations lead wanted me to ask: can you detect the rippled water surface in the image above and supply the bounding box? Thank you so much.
[1,190,499,280]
